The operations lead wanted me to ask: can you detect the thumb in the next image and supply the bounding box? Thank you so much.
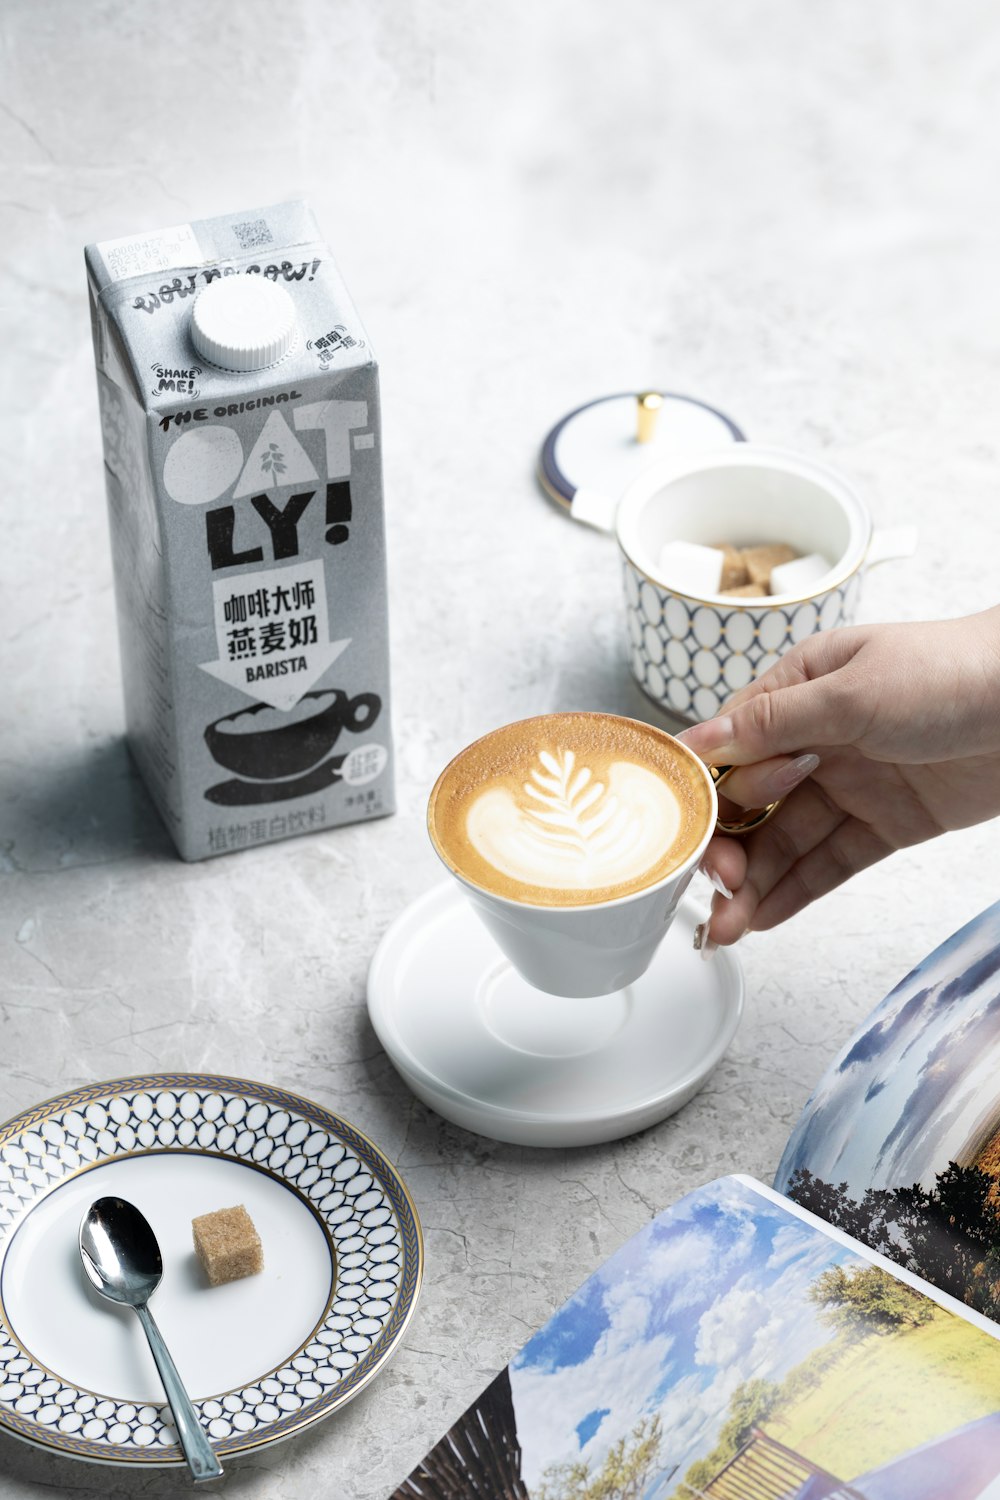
[679,670,858,765]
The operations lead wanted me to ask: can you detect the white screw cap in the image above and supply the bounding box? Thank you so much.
[190,276,297,372]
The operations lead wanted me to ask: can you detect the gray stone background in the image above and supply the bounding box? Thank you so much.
[2,2,1000,1495]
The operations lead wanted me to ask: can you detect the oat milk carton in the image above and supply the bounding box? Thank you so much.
[85,202,394,859]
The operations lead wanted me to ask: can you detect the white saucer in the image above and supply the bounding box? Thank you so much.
[367,883,744,1148]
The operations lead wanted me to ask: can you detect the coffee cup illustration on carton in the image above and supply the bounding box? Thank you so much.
[85,203,394,859]
[203,690,382,805]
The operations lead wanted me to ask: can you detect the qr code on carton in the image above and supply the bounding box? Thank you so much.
[232,218,273,250]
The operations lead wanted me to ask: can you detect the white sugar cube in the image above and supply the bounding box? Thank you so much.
[654,541,724,596]
[769,552,834,596]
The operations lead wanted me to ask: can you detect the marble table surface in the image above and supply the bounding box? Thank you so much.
[3,2,1000,1495]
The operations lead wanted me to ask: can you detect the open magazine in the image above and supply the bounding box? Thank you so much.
[393,899,1000,1500]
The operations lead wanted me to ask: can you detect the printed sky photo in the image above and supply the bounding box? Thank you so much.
[507,1178,864,1490]
[775,901,1000,1199]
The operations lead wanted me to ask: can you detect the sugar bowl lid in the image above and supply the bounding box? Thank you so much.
[538,390,746,530]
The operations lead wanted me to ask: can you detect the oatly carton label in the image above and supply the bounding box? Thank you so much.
[85,202,394,859]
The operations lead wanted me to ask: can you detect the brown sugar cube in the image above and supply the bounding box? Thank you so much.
[741,543,798,589]
[192,1205,263,1286]
[724,582,768,597]
[709,542,748,592]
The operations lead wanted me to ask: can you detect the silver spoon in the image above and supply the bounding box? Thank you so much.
[79,1196,224,1483]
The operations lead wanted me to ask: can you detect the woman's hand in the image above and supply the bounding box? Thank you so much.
[678,607,1000,946]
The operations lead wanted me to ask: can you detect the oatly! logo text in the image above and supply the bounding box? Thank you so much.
[161,401,369,569]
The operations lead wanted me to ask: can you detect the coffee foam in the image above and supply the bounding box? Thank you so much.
[428,713,713,907]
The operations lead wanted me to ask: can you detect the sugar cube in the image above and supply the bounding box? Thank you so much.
[655,541,724,596]
[192,1204,263,1286]
[709,543,749,592]
[769,552,834,596]
[742,544,798,588]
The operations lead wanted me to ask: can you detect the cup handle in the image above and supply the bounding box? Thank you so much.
[347,693,381,732]
[569,487,618,533]
[710,765,783,835]
[866,524,918,569]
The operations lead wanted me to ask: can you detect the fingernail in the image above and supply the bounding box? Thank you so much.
[693,922,718,958]
[678,715,734,757]
[771,752,820,795]
[699,860,733,900]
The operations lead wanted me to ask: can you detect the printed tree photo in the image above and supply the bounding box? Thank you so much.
[393,1179,1000,1500]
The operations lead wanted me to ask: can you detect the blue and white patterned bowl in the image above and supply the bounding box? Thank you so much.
[623,557,865,720]
[615,445,914,721]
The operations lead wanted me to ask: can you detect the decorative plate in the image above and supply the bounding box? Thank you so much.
[0,1075,422,1468]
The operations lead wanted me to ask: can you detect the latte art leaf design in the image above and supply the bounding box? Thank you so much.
[447,716,693,900]
[519,749,646,868]
[462,743,684,894]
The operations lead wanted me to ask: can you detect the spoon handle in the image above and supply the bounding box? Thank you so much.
[134,1303,224,1482]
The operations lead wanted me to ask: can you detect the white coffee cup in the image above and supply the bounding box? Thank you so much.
[575,444,916,722]
[428,721,719,998]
